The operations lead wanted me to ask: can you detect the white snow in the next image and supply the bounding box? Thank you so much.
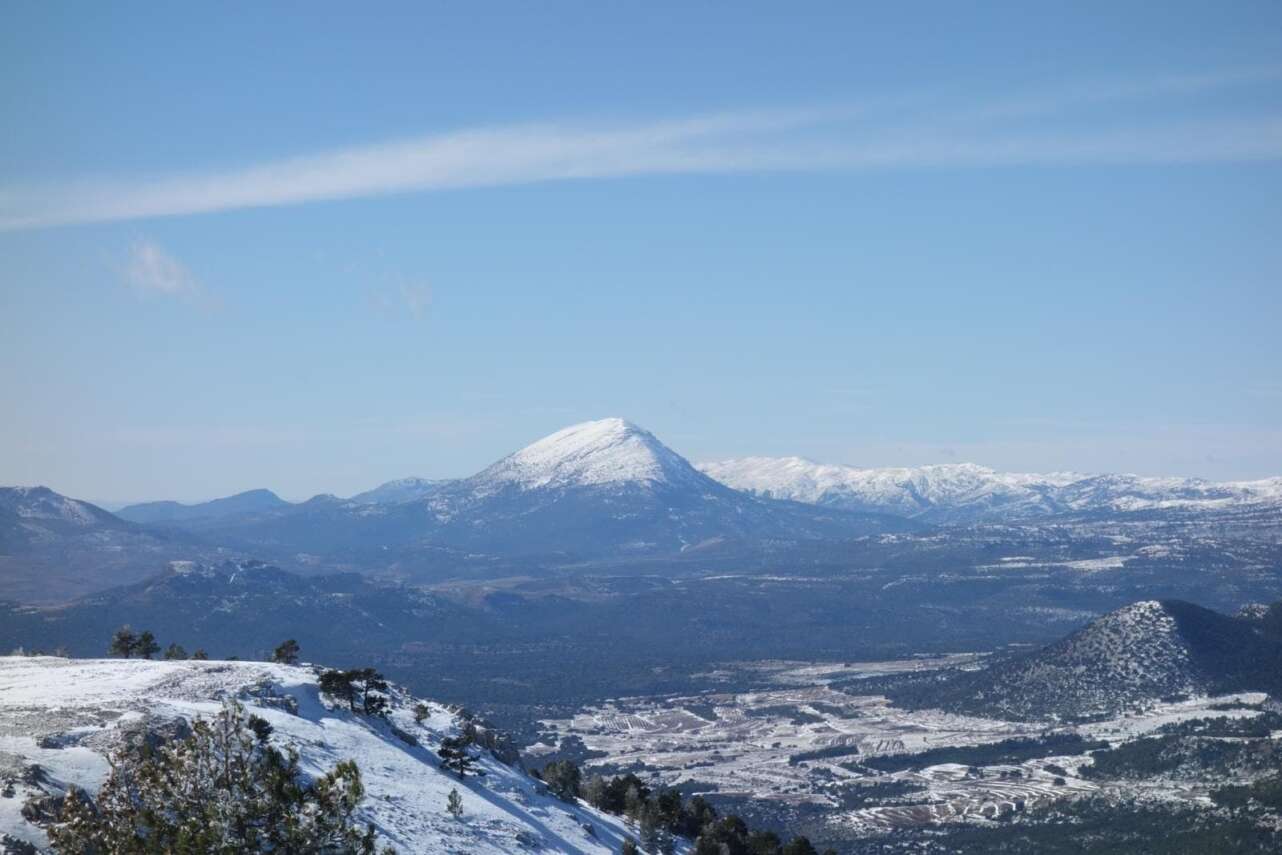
[0,486,101,526]
[477,418,705,491]
[697,458,1282,520]
[0,656,657,854]
[349,477,443,505]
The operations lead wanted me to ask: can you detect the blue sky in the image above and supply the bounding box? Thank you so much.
[3,2,1281,502]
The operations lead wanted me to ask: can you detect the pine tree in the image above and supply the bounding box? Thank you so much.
[446,787,464,818]
[273,638,301,664]
[109,626,136,658]
[134,630,160,660]
[540,760,581,801]
[413,703,430,724]
[357,668,390,717]
[163,642,188,660]
[581,774,608,810]
[624,783,645,821]
[191,648,209,660]
[437,735,484,778]
[621,839,640,855]
[781,835,820,855]
[319,669,359,712]
[639,804,661,852]
[48,700,389,854]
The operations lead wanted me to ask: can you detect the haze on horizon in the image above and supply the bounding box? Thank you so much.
[3,2,1281,504]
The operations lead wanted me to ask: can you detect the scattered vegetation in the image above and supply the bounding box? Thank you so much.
[272,638,301,665]
[859,733,1106,773]
[845,796,1282,854]
[437,724,485,778]
[1082,733,1281,780]
[445,787,464,818]
[538,762,837,855]
[318,668,391,717]
[108,626,161,659]
[48,700,392,854]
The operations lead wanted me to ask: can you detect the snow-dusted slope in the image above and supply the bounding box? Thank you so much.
[697,457,1282,523]
[0,487,203,605]
[903,599,1282,721]
[0,486,122,530]
[349,477,444,505]
[473,418,708,493]
[0,657,649,854]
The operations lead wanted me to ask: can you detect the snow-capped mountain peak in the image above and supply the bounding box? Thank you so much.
[478,418,703,491]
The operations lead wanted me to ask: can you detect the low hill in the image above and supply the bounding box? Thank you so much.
[890,599,1282,720]
[0,486,198,604]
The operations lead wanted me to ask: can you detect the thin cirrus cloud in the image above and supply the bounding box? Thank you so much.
[122,240,204,299]
[2,68,1281,232]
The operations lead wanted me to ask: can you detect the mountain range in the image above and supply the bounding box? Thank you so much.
[94,419,915,562]
[697,457,1282,524]
[113,420,1282,530]
[4,417,1281,604]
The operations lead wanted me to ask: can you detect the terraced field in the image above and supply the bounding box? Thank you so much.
[529,657,1269,840]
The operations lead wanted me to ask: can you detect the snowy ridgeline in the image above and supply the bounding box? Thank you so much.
[696,456,1282,520]
[0,657,652,854]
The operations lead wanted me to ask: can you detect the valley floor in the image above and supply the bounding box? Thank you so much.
[529,657,1274,846]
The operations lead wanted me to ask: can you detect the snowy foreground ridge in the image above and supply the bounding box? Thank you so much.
[0,657,648,854]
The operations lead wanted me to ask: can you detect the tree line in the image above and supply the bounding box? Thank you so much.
[535,760,836,855]
[108,626,304,665]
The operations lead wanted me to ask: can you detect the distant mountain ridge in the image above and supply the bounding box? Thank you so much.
[193,418,917,561]
[349,477,442,505]
[117,488,289,524]
[698,457,1282,523]
[0,486,203,604]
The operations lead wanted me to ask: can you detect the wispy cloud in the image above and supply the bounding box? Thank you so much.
[122,240,205,300]
[369,282,432,320]
[5,67,1281,231]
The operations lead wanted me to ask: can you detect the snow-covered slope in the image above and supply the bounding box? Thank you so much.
[0,486,123,530]
[0,656,649,854]
[349,477,444,505]
[472,418,707,493]
[698,457,1282,523]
